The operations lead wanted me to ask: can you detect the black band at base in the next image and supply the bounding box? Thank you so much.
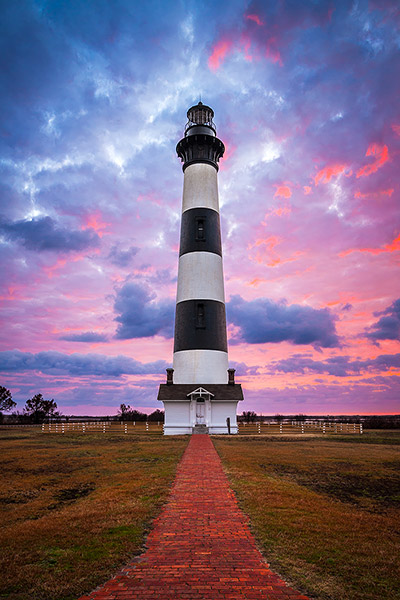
[174,299,228,352]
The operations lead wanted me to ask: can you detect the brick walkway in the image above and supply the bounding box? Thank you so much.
[79,435,309,599]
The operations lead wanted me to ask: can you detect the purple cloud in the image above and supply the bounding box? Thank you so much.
[0,216,99,252]
[366,299,400,343]
[59,332,109,343]
[114,282,174,339]
[270,353,400,377]
[108,245,139,267]
[0,350,167,377]
[227,295,339,348]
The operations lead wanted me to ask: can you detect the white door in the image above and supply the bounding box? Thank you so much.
[196,401,205,424]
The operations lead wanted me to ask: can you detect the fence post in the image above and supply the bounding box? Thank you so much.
[258,422,261,434]
[279,423,283,434]
[124,424,127,434]
[146,422,149,432]
[301,424,304,434]
[62,423,65,434]
[103,424,106,434]
[360,424,363,435]
[323,423,326,434]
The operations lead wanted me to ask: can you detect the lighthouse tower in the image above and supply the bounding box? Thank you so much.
[158,102,243,434]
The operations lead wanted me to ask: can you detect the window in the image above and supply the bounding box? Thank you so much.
[196,217,205,241]
[196,303,205,328]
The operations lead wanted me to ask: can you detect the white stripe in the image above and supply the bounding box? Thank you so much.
[173,350,229,384]
[182,163,220,213]
[176,252,225,303]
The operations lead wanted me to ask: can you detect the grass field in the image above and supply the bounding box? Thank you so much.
[1,428,399,600]
[214,430,400,600]
[0,428,188,600]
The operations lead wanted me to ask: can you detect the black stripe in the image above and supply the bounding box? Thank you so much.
[179,208,222,257]
[174,299,227,352]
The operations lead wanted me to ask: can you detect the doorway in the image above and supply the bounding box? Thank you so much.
[196,399,205,424]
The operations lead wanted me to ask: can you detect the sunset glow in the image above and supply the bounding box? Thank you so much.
[0,1,399,416]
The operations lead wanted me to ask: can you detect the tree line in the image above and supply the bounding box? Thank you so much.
[0,387,165,424]
[118,404,164,422]
[2,386,398,428]
[0,386,59,424]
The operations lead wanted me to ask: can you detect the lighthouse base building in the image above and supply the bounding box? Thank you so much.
[158,101,243,434]
[158,370,243,435]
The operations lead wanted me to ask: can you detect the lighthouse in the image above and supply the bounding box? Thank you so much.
[158,102,243,434]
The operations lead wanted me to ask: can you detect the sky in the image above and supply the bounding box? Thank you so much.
[1,0,399,416]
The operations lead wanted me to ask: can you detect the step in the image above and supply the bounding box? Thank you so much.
[192,424,209,434]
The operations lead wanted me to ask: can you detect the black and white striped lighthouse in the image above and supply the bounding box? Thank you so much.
[158,102,243,434]
[174,102,228,384]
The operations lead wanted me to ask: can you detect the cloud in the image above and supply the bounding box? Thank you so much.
[59,332,109,343]
[270,353,400,377]
[314,164,348,185]
[246,14,264,26]
[227,296,339,348]
[274,184,292,198]
[114,282,174,339]
[208,38,233,71]
[366,299,400,342]
[108,245,139,267]
[0,216,100,252]
[356,144,389,178]
[339,233,400,257]
[0,350,167,377]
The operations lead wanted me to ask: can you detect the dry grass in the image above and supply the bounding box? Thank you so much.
[0,428,188,600]
[213,431,400,600]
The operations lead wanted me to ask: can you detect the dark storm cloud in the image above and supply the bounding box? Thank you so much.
[366,299,400,343]
[227,295,339,348]
[114,282,174,339]
[0,350,166,377]
[59,332,109,343]
[0,216,100,252]
[270,353,400,377]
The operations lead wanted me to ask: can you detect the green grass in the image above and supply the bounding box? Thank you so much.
[213,430,400,600]
[0,428,188,600]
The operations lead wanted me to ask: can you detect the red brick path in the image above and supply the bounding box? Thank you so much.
[79,435,309,599]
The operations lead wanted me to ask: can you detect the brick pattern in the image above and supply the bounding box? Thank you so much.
[78,435,309,599]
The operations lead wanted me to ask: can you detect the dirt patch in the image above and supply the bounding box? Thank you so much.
[0,489,40,505]
[264,463,400,509]
[53,482,95,503]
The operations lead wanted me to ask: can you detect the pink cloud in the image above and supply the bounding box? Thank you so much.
[82,211,110,238]
[219,140,237,171]
[247,278,267,287]
[246,14,264,26]
[274,206,291,217]
[303,186,312,195]
[391,124,400,136]
[354,188,394,199]
[339,233,400,257]
[266,37,283,65]
[240,33,253,62]
[274,184,292,198]
[356,144,389,178]
[314,163,348,185]
[208,39,233,71]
